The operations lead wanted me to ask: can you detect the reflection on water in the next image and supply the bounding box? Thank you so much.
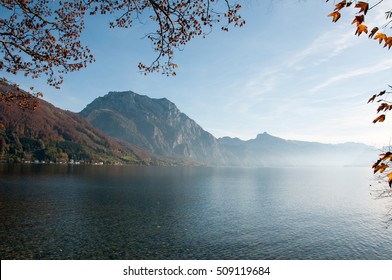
[0,164,391,259]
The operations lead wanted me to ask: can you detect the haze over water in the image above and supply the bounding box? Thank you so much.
[1,164,391,259]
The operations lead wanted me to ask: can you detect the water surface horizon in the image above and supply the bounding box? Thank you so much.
[1,164,391,259]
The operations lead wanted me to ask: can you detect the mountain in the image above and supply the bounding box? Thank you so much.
[0,82,152,164]
[80,91,227,165]
[0,83,378,167]
[219,132,377,167]
[79,90,377,167]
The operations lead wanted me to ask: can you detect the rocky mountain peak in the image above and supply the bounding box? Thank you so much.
[80,90,227,165]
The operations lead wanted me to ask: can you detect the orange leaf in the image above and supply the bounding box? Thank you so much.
[377,103,392,113]
[372,159,382,169]
[381,152,392,161]
[328,11,341,22]
[355,1,369,14]
[374,32,387,44]
[383,37,392,49]
[374,163,388,173]
[373,114,386,123]
[355,24,368,36]
[368,27,379,38]
[380,164,388,173]
[334,0,346,11]
[377,103,389,113]
[352,15,365,25]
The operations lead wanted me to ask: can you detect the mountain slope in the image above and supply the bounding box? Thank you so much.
[0,83,151,164]
[80,91,227,165]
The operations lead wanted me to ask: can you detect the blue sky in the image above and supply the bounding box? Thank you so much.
[5,0,392,146]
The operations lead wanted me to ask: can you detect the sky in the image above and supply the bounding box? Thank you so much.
[4,0,392,147]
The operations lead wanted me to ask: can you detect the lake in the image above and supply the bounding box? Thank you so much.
[0,164,391,259]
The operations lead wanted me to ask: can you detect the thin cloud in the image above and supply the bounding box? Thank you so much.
[238,28,357,100]
[290,28,357,70]
[309,58,392,93]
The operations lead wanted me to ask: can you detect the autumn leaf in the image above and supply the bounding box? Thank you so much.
[368,94,377,103]
[381,152,392,161]
[355,1,369,14]
[373,114,386,123]
[334,0,346,11]
[377,103,390,113]
[377,90,386,97]
[374,32,387,44]
[355,24,368,36]
[374,163,388,173]
[372,158,382,169]
[383,37,392,49]
[376,102,392,113]
[380,164,388,173]
[352,15,365,25]
[328,11,341,22]
[368,27,379,39]
[388,172,392,187]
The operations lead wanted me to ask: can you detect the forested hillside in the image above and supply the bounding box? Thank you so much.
[0,83,151,164]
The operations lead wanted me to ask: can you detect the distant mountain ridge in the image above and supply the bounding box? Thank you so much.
[219,132,377,167]
[80,91,227,165]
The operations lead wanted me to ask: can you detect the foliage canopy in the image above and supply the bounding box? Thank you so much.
[0,0,244,109]
[327,1,392,47]
[326,0,392,188]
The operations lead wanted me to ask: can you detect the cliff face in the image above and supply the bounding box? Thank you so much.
[80,91,227,165]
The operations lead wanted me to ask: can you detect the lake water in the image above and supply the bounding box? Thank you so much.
[0,164,392,260]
